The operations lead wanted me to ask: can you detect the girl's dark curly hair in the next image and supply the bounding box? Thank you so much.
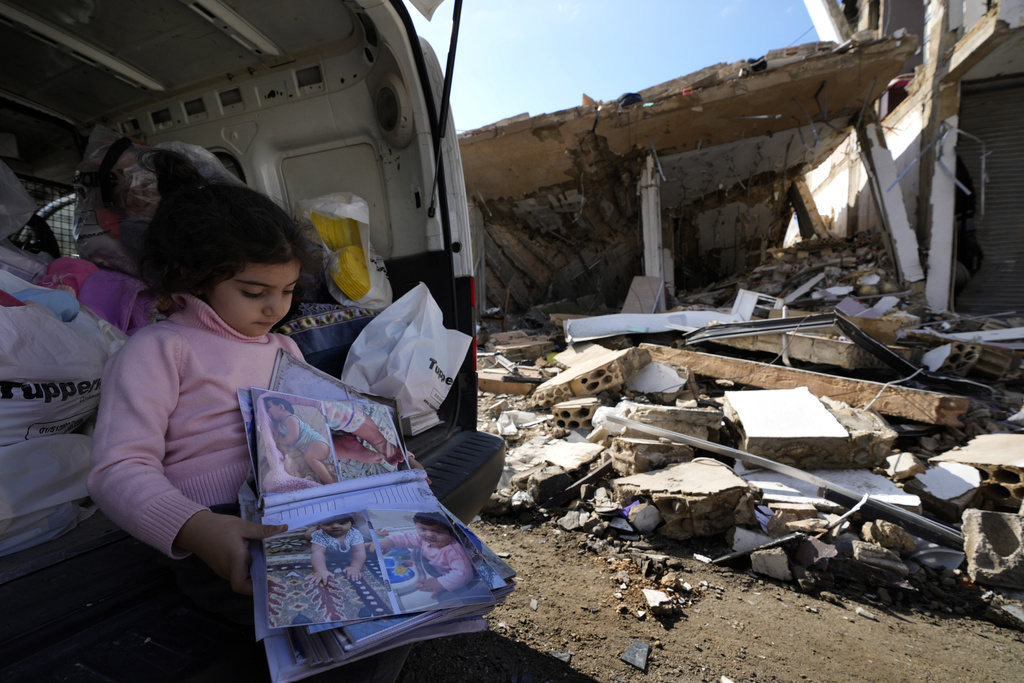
[138,148,320,298]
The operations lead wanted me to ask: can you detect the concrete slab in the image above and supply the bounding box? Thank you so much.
[613,459,757,539]
[725,387,878,469]
[904,462,983,523]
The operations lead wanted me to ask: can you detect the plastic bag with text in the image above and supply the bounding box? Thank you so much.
[0,269,127,446]
[341,282,470,419]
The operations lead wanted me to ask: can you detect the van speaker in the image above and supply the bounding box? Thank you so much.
[374,73,413,148]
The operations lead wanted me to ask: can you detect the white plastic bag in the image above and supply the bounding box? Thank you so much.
[341,282,471,418]
[296,192,393,311]
[0,160,38,241]
[0,270,126,446]
[0,434,94,557]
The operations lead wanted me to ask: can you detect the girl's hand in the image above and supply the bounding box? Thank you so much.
[310,569,335,585]
[343,565,363,581]
[175,510,287,595]
[415,576,445,598]
[407,453,431,485]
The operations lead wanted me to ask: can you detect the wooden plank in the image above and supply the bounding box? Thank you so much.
[640,344,968,427]
[707,332,915,370]
[478,369,540,395]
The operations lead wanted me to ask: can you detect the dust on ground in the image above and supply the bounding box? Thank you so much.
[400,514,1024,682]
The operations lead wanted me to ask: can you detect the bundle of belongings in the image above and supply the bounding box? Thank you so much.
[0,125,401,555]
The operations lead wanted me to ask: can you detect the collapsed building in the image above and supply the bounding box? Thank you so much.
[467,0,1024,626]
[459,0,1024,319]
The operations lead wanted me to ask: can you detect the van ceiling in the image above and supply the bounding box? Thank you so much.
[0,0,367,170]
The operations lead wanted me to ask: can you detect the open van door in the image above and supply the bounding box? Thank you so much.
[0,2,503,679]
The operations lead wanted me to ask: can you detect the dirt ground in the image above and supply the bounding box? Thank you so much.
[395,365,1024,683]
[400,513,1024,683]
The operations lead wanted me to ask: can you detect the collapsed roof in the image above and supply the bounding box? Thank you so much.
[459,35,919,313]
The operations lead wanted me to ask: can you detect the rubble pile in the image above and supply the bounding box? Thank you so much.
[474,235,1024,632]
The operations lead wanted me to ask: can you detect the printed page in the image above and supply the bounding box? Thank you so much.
[259,494,498,630]
[252,388,339,495]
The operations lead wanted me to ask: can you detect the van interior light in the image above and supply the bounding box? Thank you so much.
[181,0,282,57]
[0,2,165,91]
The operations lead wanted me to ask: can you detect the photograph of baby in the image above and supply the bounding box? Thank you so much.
[323,399,407,482]
[254,389,339,493]
[263,512,394,629]
[367,508,495,613]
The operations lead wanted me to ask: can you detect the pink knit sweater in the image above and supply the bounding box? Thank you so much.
[87,294,302,558]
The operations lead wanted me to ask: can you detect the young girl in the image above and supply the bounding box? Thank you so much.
[377,512,475,599]
[86,149,412,681]
[306,514,367,584]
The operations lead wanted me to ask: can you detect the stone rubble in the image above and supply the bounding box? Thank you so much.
[474,238,1024,634]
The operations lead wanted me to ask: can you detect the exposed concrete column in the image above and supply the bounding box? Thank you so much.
[855,123,925,284]
[803,0,853,42]
[924,117,959,312]
[639,154,664,283]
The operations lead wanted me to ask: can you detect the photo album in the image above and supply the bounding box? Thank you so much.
[237,350,515,683]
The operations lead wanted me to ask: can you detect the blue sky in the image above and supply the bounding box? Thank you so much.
[410,1,817,132]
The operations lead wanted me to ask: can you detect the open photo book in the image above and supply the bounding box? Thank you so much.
[238,351,515,683]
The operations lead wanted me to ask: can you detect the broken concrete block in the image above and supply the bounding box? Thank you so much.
[610,437,694,476]
[751,547,793,581]
[885,452,927,481]
[963,510,1024,590]
[612,460,757,540]
[510,464,573,506]
[728,526,775,555]
[532,346,651,408]
[851,540,909,577]
[551,397,602,430]
[507,436,605,473]
[765,502,820,537]
[862,520,916,553]
[985,596,1024,631]
[487,331,555,361]
[724,387,845,466]
[931,433,1024,509]
[511,489,535,511]
[622,403,723,442]
[779,517,831,535]
[627,501,663,534]
[725,388,896,469]
[903,462,983,524]
[586,425,610,445]
[819,396,897,468]
[625,361,686,403]
[557,509,591,531]
[641,588,674,615]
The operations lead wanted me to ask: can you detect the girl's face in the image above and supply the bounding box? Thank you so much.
[415,522,454,549]
[322,520,353,537]
[200,260,300,337]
